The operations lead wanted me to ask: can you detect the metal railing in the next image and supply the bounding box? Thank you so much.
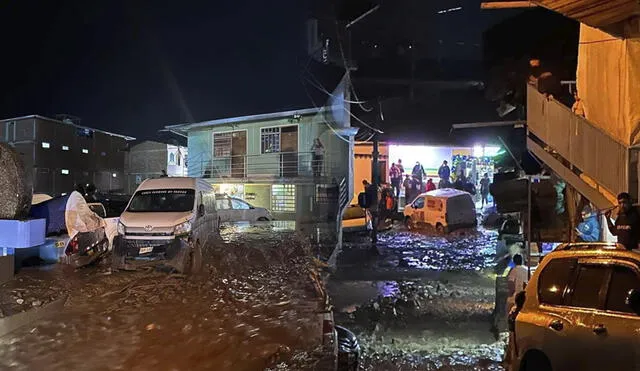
[188,151,336,179]
[527,84,629,196]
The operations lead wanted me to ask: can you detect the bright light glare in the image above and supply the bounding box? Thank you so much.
[485,146,501,157]
[473,146,501,157]
[388,145,452,171]
[473,146,483,157]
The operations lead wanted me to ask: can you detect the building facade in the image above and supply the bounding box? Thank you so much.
[166,107,356,224]
[0,115,134,196]
[124,141,188,194]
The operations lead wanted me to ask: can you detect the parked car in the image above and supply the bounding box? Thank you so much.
[403,188,476,233]
[113,177,219,273]
[336,325,360,370]
[510,242,640,371]
[215,194,273,222]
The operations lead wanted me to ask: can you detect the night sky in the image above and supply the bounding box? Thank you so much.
[0,0,311,139]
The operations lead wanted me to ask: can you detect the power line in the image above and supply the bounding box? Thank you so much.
[301,69,383,134]
[302,72,368,105]
[300,78,352,144]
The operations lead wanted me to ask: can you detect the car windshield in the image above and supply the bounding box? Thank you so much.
[127,189,195,213]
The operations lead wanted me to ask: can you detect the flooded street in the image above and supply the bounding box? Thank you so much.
[0,221,506,371]
[0,223,329,371]
[330,226,506,370]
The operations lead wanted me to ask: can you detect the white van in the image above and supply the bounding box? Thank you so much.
[404,188,476,233]
[112,177,219,273]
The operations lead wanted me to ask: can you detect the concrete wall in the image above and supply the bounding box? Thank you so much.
[244,184,271,210]
[125,141,167,194]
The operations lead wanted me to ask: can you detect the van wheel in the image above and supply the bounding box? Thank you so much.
[190,240,203,274]
[436,223,446,235]
[404,216,413,230]
[111,236,126,270]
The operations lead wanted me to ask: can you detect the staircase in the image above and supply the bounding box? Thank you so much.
[326,177,350,268]
[526,84,636,209]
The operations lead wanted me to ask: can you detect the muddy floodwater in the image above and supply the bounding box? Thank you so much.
[0,223,329,371]
[330,226,506,371]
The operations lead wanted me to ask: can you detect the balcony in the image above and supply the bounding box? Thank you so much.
[527,84,633,208]
[188,151,341,183]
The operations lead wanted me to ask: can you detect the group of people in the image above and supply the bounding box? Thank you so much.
[388,159,450,205]
[361,179,397,229]
[388,158,493,206]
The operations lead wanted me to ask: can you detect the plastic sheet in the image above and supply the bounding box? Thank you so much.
[64,192,117,248]
[577,24,640,145]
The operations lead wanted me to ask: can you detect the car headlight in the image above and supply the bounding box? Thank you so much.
[117,222,126,235]
[174,221,192,236]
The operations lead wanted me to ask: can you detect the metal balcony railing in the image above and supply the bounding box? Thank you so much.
[188,151,338,179]
[527,84,629,196]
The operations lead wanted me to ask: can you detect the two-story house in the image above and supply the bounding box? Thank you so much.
[165,107,357,228]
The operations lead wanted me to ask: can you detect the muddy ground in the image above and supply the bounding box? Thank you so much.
[330,226,507,371]
[0,224,330,371]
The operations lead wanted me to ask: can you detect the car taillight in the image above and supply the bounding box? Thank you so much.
[322,312,335,346]
[65,237,79,256]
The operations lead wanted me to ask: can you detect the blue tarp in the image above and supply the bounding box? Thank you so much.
[29,194,71,236]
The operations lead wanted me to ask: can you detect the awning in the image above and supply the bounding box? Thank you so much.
[533,0,640,36]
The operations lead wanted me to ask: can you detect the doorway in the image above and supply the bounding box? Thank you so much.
[231,131,247,178]
[280,126,298,177]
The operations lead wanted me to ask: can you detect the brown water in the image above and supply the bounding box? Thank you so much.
[0,224,327,371]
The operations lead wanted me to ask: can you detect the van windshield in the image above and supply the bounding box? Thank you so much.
[127,189,195,213]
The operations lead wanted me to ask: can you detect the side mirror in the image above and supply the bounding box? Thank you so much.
[626,289,640,315]
[198,204,205,217]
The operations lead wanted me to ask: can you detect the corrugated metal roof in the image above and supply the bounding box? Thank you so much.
[534,0,640,28]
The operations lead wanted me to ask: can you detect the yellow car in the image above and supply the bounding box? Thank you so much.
[511,242,640,371]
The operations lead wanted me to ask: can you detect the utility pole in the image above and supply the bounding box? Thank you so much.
[371,135,380,244]
[343,4,382,246]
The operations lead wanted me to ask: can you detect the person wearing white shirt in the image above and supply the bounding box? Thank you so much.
[506,254,528,314]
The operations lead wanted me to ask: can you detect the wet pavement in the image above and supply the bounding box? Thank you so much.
[0,223,330,371]
[330,225,506,370]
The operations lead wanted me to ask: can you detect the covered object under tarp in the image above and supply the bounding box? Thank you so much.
[576,24,640,146]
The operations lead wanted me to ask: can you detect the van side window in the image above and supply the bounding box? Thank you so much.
[606,265,640,314]
[538,258,578,306]
[413,197,425,209]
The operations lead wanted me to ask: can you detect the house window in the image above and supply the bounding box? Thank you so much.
[271,184,296,212]
[82,149,89,154]
[213,133,232,157]
[61,169,69,175]
[62,145,69,151]
[261,128,280,153]
[41,142,50,149]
